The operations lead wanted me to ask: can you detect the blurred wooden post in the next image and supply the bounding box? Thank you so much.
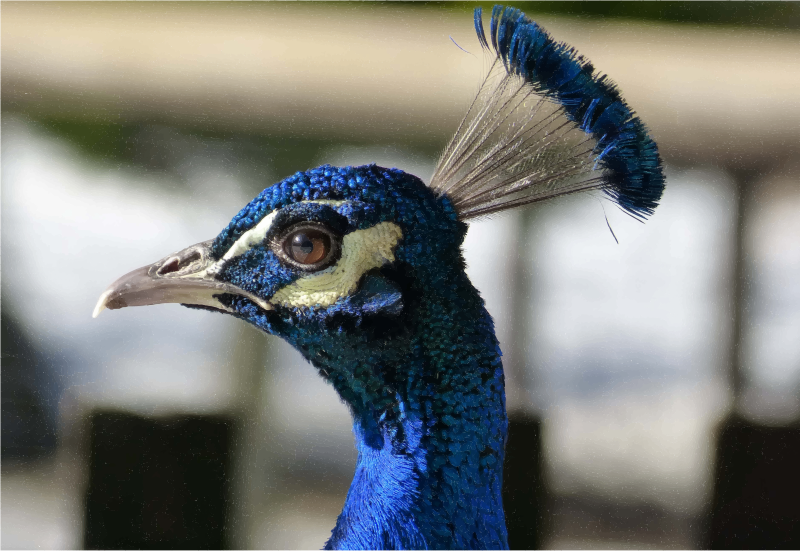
[503,209,548,550]
[504,412,547,550]
[226,324,272,549]
[84,411,233,550]
[82,292,266,550]
[727,170,762,406]
[707,169,800,549]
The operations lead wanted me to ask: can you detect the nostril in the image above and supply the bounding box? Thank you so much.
[158,257,181,276]
[184,251,201,264]
[157,251,202,276]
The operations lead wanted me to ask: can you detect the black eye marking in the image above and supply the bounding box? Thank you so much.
[274,223,341,272]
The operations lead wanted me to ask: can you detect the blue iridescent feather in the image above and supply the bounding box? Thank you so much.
[213,165,509,549]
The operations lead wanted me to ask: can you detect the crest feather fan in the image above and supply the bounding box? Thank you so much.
[430,6,665,221]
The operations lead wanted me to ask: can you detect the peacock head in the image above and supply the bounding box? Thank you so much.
[94,164,479,420]
[93,165,469,405]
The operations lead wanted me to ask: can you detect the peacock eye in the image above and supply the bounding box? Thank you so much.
[279,225,339,270]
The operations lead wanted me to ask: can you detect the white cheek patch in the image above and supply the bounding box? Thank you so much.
[270,222,403,309]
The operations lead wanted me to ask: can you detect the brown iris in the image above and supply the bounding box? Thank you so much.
[284,228,331,265]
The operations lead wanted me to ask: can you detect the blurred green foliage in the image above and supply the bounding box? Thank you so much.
[41,120,141,165]
[34,119,331,188]
[32,118,437,191]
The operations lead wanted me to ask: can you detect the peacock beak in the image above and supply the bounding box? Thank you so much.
[92,239,273,318]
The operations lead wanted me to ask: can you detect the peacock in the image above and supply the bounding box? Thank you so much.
[93,6,664,550]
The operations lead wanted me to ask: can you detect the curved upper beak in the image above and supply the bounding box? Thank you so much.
[92,239,273,318]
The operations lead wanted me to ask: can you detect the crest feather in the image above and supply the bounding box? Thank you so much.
[430,6,665,221]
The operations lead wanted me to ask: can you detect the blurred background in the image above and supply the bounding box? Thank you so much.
[3,2,800,549]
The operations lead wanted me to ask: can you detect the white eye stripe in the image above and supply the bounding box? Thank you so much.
[212,200,349,270]
[196,211,280,279]
[220,211,279,263]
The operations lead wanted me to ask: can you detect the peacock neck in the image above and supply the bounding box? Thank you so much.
[313,269,509,550]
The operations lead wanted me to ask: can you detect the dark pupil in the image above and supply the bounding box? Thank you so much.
[288,230,329,264]
[293,233,314,254]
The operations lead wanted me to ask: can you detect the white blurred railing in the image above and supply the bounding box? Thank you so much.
[4,2,800,164]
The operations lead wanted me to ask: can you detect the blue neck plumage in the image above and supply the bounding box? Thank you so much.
[279,266,509,550]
